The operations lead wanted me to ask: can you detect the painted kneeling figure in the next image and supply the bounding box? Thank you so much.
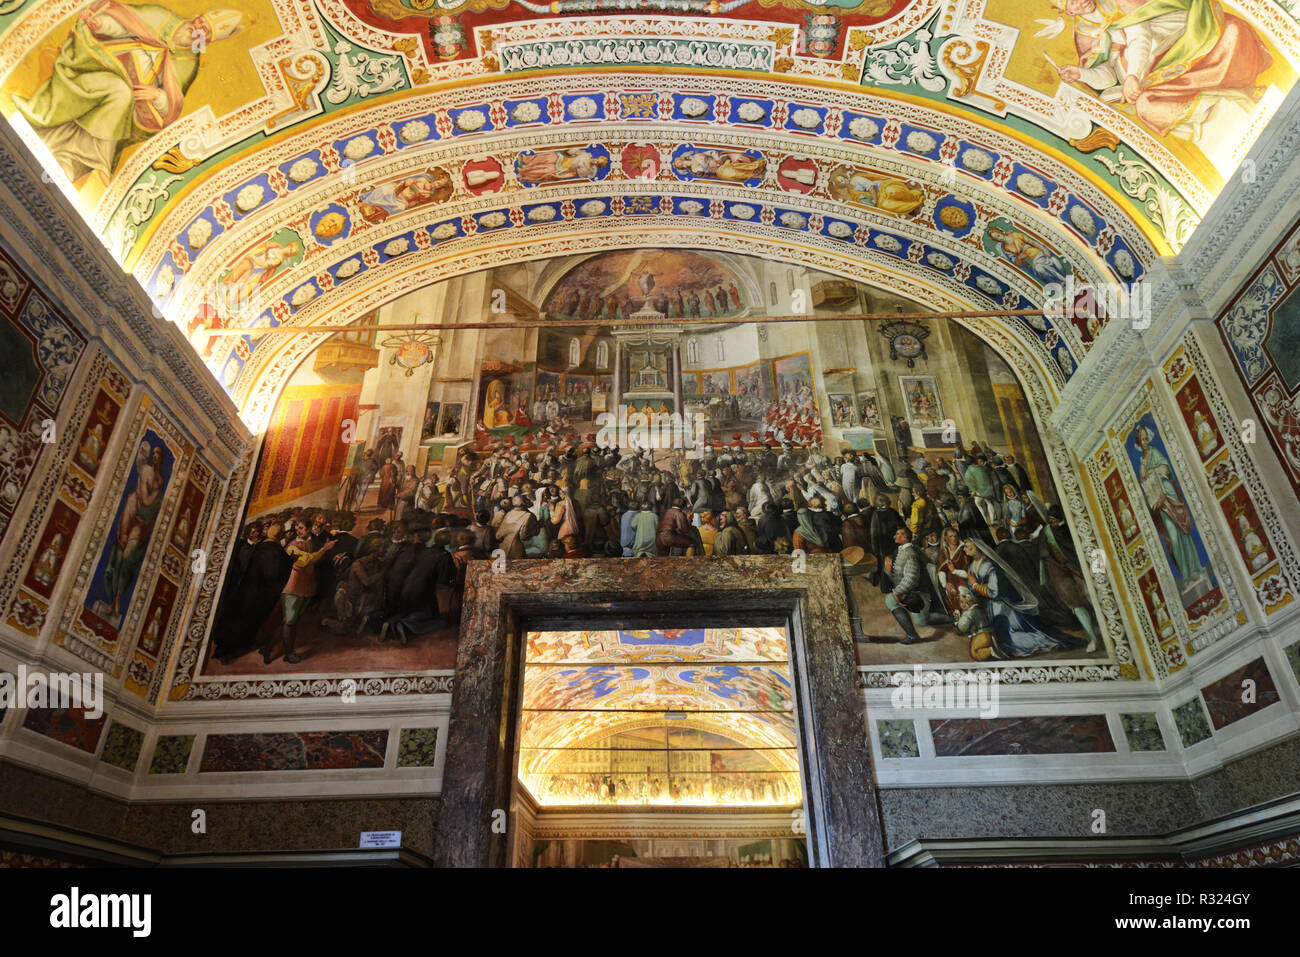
[882,526,951,645]
[950,538,1084,658]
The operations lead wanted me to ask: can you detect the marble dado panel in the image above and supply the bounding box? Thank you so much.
[20,705,106,754]
[1120,713,1166,753]
[1200,657,1282,731]
[99,721,145,773]
[876,719,920,759]
[929,715,1116,757]
[1174,697,1213,748]
[148,735,195,775]
[198,730,390,772]
[12,705,446,778]
[396,728,439,768]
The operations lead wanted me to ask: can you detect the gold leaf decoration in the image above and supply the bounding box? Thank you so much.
[152,146,199,174]
[941,39,989,97]
[1071,127,1122,153]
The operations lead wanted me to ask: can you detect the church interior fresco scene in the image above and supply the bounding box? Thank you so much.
[0,0,1297,899]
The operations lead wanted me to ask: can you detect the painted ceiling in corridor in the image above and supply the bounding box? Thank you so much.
[0,0,1296,391]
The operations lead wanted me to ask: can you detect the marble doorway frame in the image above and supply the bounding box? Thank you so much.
[432,555,884,867]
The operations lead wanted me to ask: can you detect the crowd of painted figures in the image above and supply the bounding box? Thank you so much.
[208,505,474,665]
[530,771,799,806]
[209,435,1099,665]
[577,853,803,868]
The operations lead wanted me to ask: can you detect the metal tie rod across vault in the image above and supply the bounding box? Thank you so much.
[200,307,1064,337]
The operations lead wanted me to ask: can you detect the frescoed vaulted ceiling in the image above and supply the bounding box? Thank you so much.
[518,629,801,806]
[1,0,1297,405]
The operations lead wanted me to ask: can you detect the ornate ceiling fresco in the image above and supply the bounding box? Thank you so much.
[1,0,1296,407]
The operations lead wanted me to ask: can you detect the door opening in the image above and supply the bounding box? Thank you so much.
[511,625,807,867]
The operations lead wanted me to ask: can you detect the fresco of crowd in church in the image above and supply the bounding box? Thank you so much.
[199,252,1115,676]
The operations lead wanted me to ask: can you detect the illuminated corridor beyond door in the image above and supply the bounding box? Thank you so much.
[518,627,801,808]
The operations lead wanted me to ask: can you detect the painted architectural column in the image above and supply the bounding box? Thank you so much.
[671,342,682,416]
[612,339,623,411]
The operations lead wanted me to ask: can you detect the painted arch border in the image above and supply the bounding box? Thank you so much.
[226,219,1072,418]
[195,185,1101,385]
[131,71,1161,288]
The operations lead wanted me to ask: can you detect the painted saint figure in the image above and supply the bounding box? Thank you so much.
[171,506,192,550]
[358,168,453,221]
[13,2,244,187]
[1235,510,1268,568]
[33,533,65,588]
[1051,0,1272,144]
[827,168,925,216]
[104,440,167,619]
[1134,424,1207,590]
[77,423,105,472]
[1192,410,1219,456]
[140,604,163,654]
[672,148,766,183]
[220,238,302,312]
[516,148,609,185]
[986,226,1070,284]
